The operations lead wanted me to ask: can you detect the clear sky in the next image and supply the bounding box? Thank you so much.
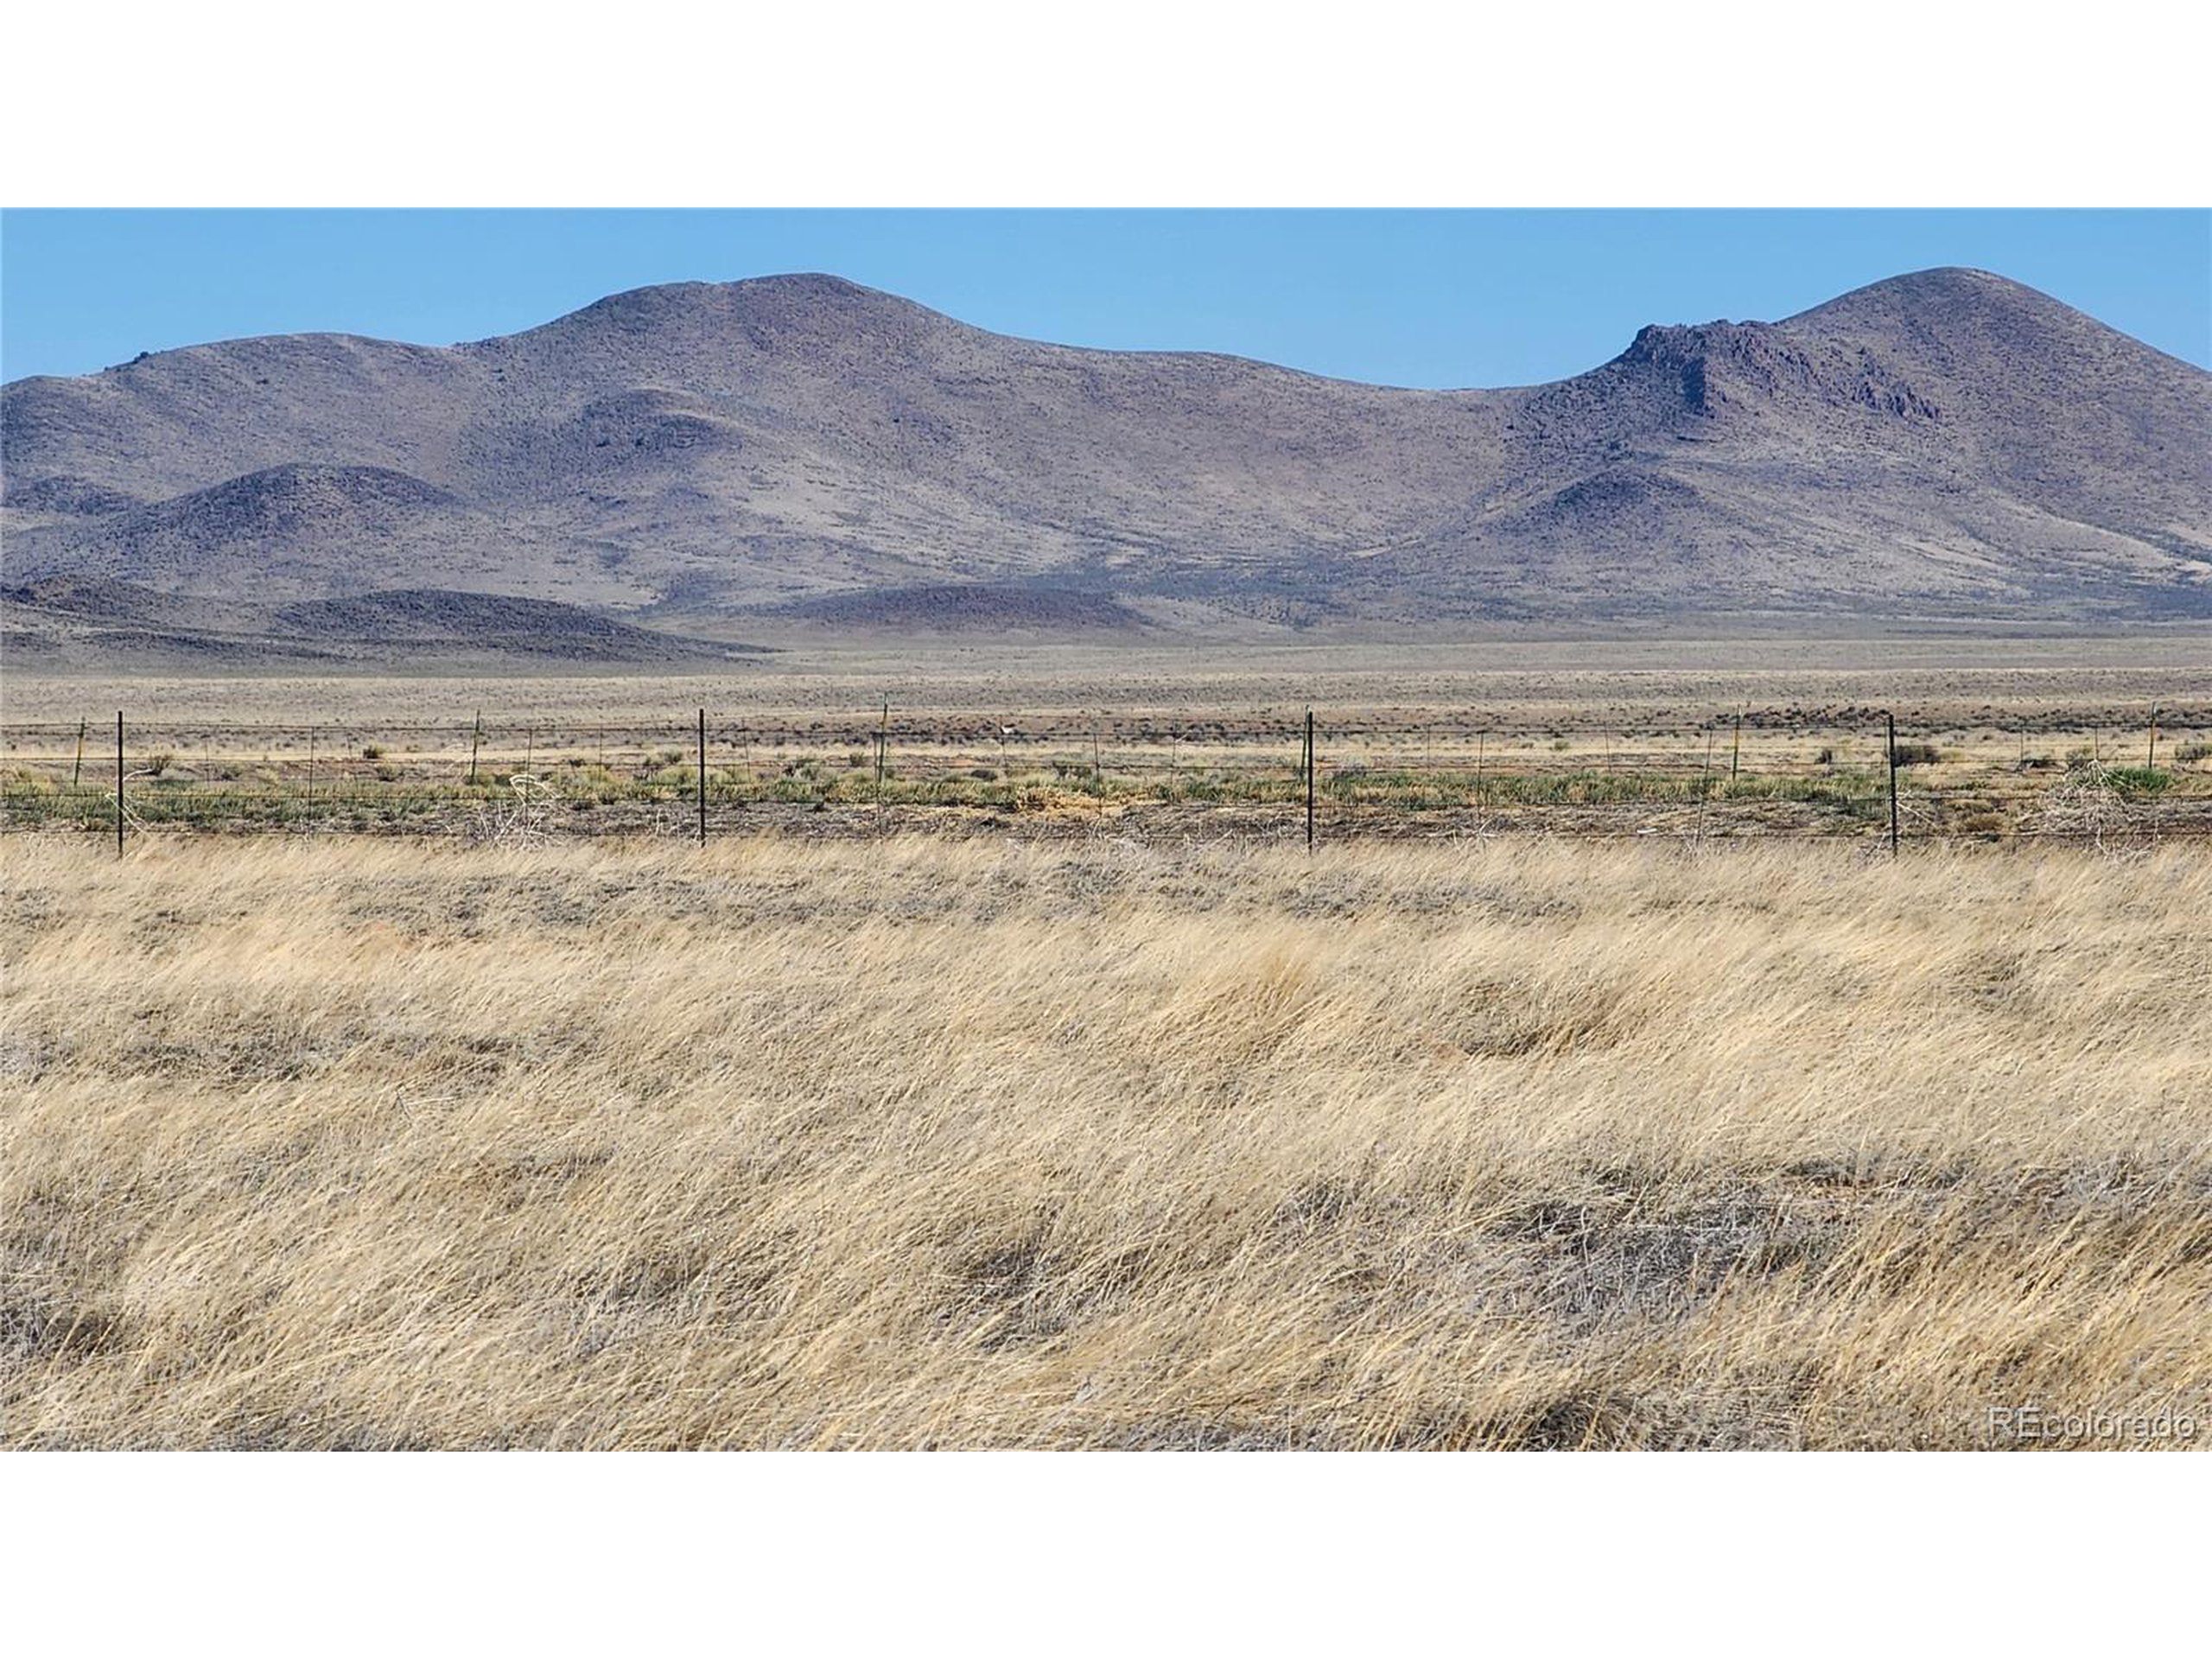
[3,209,2206,388]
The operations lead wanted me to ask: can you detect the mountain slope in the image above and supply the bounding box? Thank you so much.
[5,268,2207,632]
[0,575,763,670]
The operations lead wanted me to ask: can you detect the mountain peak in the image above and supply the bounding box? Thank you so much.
[1783,265,2069,330]
[1618,318,1773,361]
[524,273,918,339]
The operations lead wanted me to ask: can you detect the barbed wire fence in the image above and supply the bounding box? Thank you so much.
[2,704,2204,849]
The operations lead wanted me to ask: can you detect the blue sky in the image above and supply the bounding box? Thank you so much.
[3,210,2206,388]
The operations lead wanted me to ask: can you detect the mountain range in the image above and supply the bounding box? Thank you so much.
[4,266,2208,659]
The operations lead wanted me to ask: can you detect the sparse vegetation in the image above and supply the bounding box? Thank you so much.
[2102,766,2173,797]
[7,703,2209,845]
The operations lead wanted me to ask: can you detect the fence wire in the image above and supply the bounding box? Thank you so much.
[3,709,2205,845]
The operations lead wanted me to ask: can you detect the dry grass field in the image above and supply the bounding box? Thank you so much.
[7,633,2205,731]
[5,829,2208,1449]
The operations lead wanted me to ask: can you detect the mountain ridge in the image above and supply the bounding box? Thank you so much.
[5,267,2207,640]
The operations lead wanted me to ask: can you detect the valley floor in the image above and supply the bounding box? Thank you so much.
[5,640,2207,845]
[5,833,2207,1448]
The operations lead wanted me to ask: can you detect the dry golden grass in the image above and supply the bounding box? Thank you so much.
[4,830,2209,1448]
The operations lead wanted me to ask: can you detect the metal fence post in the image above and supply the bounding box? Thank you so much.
[1887,711,1900,857]
[877,698,889,818]
[1305,706,1315,852]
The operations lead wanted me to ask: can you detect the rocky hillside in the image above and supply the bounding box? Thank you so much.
[5,267,2207,636]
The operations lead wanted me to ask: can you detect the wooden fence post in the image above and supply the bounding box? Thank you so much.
[1730,709,1742,780]
[2147,707,2160,771]
[468,711,481,785]
[73,717,86,789]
